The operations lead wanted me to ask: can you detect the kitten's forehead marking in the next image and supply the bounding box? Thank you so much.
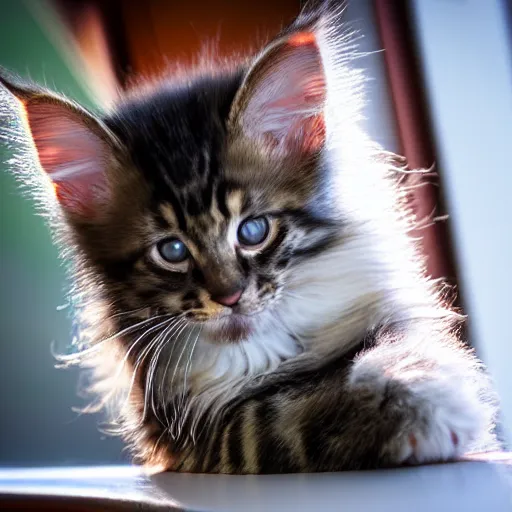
[226,189,244,217]
[158,188,246,241]
[209,192,225,225]
[159,203,179,228]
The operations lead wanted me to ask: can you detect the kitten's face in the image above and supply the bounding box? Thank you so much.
[1,26,369,370]
[81,71,334,345]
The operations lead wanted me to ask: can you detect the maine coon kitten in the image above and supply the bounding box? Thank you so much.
[0,8,498,473]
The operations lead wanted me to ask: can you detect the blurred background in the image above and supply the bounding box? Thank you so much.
[0,0,511,467]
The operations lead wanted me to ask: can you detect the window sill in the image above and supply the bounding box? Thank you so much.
[0,453,511,511]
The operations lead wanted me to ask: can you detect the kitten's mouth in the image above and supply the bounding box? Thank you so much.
[203,314,253,344]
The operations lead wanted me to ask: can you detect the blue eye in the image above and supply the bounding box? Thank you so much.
[238,217,270,247]
[158,238,189,263]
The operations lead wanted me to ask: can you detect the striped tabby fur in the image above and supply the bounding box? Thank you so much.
[0,6,498,473]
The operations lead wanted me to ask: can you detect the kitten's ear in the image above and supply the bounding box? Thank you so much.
[230,31,326,156]
[0,70,117,219]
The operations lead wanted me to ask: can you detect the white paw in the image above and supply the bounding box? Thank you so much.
[381,379,489,465]
[384,407,475,464]
[348,338,498,466]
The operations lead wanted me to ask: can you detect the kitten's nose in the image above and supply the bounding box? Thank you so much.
[211,288,244,307]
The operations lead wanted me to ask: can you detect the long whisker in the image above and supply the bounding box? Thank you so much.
[176,325,202,437]
[55,314,169,365]
[144,320,179,424]
[169,327,196,407]
[82,316,172,415]
[146,317,188,425]
[133,316,185,422]
[170,324,203,439]
[159,319,193,429]
[104,307,149,322]
[157,319,189,395]
[179,325,202,411]
[117,321,175,424]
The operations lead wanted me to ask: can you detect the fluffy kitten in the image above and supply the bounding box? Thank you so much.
[0,8,498,473]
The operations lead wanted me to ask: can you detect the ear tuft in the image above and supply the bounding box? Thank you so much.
[1,69,115,219]
[230,31,326,156]
[288,32,317,47]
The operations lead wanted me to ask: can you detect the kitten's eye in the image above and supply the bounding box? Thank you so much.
[237,217,270,247]
[157,238,189,263]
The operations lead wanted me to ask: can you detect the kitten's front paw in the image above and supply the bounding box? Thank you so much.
[349,357,496,466]
[381,378,493,465]
[381,397,479,465]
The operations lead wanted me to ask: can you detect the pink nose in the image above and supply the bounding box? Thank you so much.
[212,289,243,307]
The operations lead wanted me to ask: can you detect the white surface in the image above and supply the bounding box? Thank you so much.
[411,0,512,444]
[1,462,511,512]
[151,461,512,512]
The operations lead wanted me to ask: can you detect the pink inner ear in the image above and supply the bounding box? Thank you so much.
[23,102,110,217]
[240,32,326,155]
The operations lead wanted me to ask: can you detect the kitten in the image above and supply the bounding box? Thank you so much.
[0,8,498,473]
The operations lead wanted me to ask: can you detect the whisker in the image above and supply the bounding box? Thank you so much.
[55,314,169,364]
[160,319,192,428]
[119,348,169,424]
[109,317,176,415]
[144,320,179,424]
[105,307,149,322]
[170,325,203,439]
[176,325,202,437]
[146,317,188,425]
[82,316,173,416]
[133,316,185,422]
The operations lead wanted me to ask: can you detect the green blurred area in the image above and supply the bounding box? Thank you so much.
[0,0,122,466]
